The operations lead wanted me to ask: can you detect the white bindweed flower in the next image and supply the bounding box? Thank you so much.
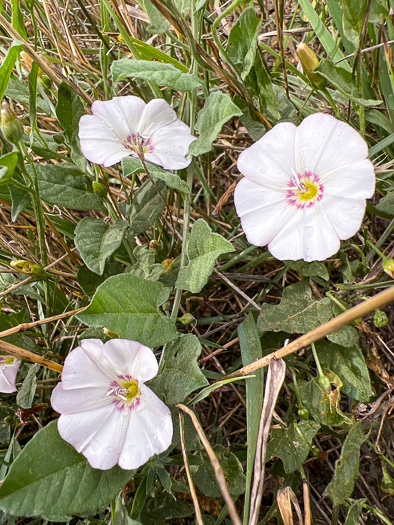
[79,96,196,169]
[51,339,173,471]
[234,113,375,262]
[0,355,21,393]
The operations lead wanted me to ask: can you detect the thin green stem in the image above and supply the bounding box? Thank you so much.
[311,342,324,378]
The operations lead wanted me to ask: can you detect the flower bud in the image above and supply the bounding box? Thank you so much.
[318,375,331,391]
[298,407,309,420]
[10,260,45,276]
[382,258,394,279]
[149,240,161,253]
[92,181,107,198]
[178,313,195,326]
[1,102,23,144]
[297,43,327,90]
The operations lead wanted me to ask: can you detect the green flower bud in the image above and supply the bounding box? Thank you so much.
[1,102,23,144]
[92,181,107,198]
[178,313,195,326]
[374,308,388,328]
[298,407,309,420]
[10,260,45,276]
[297,43,327,90]
[318,375,331,391]
[382,258,394,279]
[310,445,320,457]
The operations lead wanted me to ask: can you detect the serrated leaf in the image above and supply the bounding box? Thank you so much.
[113,60,204,93]
[189,92,242,156]
[78,274,177,347]
[298,377,351,427]
[317,342,372,402]
[149,334,208,404]
[266,420,320,474]
[0,42,23,103]
[16,364,39,409]
[75,218,128,275]
[0,421,134,521]
[122,157,190,194]
[33,164,105,212]
[257,281,332,334]
[316,60,382,106]
[175,219,234,293]
[324,422,367,506]
[227,7,261,80]
[129,180,166,235]
[194,444,246,498]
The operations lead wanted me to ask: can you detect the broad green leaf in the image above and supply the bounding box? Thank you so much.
[122,157,190,194]
[137,0,170,33]
[238,314,264,524]
[55,82,85,144]
[227,7,261,80]
[129,180,166,236]
[327,303,359,347]
[16,363,39,409]
[257,280,333,334]
[149,334,208,404]
[127,245,164,282]
[376,190,394,215]
[249,53,280,121]
[175,219,234,293]
[0,152,18,186]
[266,420,320,473]
[0,421,134,521]
[286,260,329,281]
[112,59,204,93]
[298,377,351,426]
[189,92,242,156]
[194,444,246,498]
[324,422,367,506]
[9,184,31,222]
[316,60,382,106]
[12,0,27,39]
[344,499,366,524]
[75,218,128,275]
[317,342,372,402]
[6,78,51,114]
[340,0,368,47]
[78,274,177,347]
[0,42,23,102]
[33,164,105,212]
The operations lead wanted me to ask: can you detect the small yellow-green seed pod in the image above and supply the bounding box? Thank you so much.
[1,102,23,145]
[297,43,327,90]
[382,258,394,279]
[178,313,195,326]
[10,260,45,276]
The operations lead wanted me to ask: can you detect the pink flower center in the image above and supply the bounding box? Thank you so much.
[122,133,154,156]
[286,171,324,209]
[107,375,141,411]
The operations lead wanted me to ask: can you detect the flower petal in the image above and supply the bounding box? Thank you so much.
[296,113,369,175]
[237,122,297,188]
[103,339,158,382]
[91,96,146,139]
[57,404,130,470]
[78,115,131,167]
[321,195,367,240]
[0,358,20,393]
[60,339,114,390]
[51,383,111,414]
[145,119,196,169]
[118,385,173,470]
[268,205,340,262]
[234,178,293,246]
[321,159,375,199]
[137,99,178,137]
